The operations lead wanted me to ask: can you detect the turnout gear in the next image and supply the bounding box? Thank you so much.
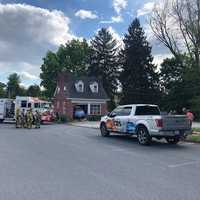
[15,108,22,128]
[20,109,26,128]
[27,109,33,129]
[34,111,41,129]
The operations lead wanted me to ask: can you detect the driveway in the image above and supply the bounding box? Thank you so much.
[0,124,200,200]
[70,120,100,129]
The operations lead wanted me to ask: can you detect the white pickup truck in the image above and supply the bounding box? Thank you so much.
[100,104,191,145]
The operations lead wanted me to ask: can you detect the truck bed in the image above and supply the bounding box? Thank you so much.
[162,115,190,130]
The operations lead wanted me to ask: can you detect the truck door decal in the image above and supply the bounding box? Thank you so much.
[106,119,122,132]
[126,122,136,134]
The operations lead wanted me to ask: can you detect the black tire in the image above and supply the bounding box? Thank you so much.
[166,137,180,144]
[100,123,110,137]
[137,126,152,145]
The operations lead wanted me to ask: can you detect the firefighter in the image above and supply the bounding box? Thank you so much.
[15,108,21,128]
[34,110,41,129]
[21,109,26,128]
[27,109,33,129]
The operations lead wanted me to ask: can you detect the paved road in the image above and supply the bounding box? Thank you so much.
[0,124,200,200]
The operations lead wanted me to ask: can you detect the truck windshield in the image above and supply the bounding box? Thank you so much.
[135,106,160,115]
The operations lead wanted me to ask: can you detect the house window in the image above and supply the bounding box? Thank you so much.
[90,104,101,115]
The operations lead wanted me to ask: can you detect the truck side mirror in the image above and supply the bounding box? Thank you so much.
[109,112,116,118]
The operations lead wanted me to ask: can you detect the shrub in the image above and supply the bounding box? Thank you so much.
[59,114,68,123]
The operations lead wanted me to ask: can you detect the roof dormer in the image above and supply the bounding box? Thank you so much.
[90,81,98,93]
[75,80,84,92]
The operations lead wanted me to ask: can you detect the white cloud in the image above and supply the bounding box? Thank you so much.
[100,15,123,24]
[103,0,127,24]
[19,82,27,88]
[21,71,39,81]
[107,26,124,49]
[153,54,173,67]
[75,9,98,19]
[113,0,127,14]
[0,3,75,85]
[0,3,74,46]
[0,61,41,85]
[137,2,155,17]
[111,15,123,23]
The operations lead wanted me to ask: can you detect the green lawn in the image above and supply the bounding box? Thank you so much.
[186,134,200,142]
[192,127,200,132]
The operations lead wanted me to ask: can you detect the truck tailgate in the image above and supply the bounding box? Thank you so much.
[162,115,190,130]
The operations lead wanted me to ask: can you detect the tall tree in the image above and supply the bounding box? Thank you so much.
[150,0,200,68]
[40,51,59,98]
[160,56,186,92]
[27,84,41,97]
[7,73,21,98]
[160,55,200,114]
[40,39,91,98]
[120,18,160,104]
[57,39,91,75]
[0,82,6,98]
[88,28,119,109]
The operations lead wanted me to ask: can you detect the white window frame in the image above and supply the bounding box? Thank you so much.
[90,104,101,115]
[90,82,98,93]
[75,80,84,92]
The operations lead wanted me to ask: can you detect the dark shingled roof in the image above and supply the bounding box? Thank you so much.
[64,74,109,100]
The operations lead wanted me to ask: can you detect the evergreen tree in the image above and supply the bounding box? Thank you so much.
[120,18,160,104]
[89,28,119,109]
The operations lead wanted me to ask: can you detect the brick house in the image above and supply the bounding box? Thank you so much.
[53,72,109,120]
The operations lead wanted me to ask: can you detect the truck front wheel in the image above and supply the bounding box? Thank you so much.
[165,137,180,144]
[137,126,151,145]
[100,123,110,137]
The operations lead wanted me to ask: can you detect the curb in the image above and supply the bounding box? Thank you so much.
[184,140,200,144]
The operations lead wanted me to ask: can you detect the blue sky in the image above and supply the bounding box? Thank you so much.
[0,0,170,87]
